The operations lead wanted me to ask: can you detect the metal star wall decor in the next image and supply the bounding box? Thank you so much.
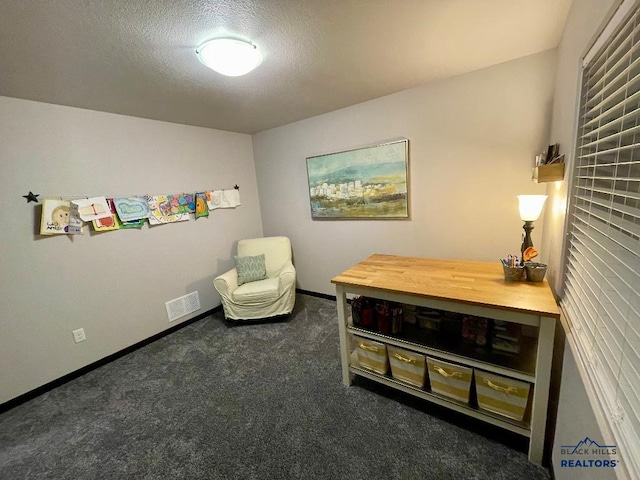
[23,191,40,203]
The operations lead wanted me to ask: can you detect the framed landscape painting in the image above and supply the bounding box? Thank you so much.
[306,138,409,219]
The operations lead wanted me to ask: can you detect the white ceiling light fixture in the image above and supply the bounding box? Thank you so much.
[196,38,262,77]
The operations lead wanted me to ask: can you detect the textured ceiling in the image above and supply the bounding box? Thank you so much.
[0,0,572,134]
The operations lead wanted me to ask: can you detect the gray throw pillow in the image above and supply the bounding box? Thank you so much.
[234,254,267,285]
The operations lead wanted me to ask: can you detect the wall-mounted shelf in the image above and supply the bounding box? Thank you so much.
[532,163,564,183]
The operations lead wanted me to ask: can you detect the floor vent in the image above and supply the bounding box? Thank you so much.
[165,291,201,322]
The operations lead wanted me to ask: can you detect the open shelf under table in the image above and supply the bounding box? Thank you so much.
[349,324,538,381]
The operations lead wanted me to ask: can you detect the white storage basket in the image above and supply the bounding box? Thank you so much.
[475,370,531,421]
[354,338,388,375]
[388,346,426,388]
[426,357,473,403]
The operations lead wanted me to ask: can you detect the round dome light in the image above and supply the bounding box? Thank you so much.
[196,38,262,77]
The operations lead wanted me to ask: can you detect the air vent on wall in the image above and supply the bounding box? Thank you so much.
[165,291,201,322]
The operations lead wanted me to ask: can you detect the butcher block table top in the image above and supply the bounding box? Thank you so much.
[331,254,560,318]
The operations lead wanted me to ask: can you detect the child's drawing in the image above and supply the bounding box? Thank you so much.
[114,196,150,222]
[206,189,241,209]
[72,196,112,222]
[147,194,190,225]
[40,199,71,235]
[92,198,120,232]
[195,192,209,219]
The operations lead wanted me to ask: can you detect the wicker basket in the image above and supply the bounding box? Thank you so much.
[502,265,525,282]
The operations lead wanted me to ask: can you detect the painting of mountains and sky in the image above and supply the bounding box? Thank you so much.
[306,139,409,218]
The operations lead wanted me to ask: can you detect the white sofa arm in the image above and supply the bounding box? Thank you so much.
[278,261,296,290]
[213,268,239,297]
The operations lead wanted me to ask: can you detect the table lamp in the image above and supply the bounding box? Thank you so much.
[518,195,547,260]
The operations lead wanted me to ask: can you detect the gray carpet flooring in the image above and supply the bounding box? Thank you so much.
[0,294,550,479]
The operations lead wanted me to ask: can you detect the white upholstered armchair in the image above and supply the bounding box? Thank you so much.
[213,236,296,321]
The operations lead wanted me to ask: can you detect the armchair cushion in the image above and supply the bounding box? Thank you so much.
[232,277,280,303]
[234,254,267,285]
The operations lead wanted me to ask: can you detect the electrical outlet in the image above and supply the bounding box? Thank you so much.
[72,328,86,343]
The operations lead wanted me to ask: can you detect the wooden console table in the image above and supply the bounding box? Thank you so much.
[331,254,560,465]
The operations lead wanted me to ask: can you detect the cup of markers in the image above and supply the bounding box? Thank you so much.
[501,254,525,281]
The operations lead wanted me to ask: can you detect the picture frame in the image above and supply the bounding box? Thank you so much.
[306,138,409,219]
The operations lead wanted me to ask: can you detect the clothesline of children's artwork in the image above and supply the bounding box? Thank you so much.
[39,188,241,236]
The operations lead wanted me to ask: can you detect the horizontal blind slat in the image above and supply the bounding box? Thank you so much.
[575,193,640,221]
[579,124,640,149]
[582,89,640,129]
[569,224,640,291]
[582,71,640,118]
[577,142,640,159]
[580,106,640,140]
[584,55,640,109]
[574,200,640,238]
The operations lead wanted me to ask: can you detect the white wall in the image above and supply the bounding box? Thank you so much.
[252,50,556,295]
[0,97,263,404]
[541,0,620,479]
[542,0,617,293]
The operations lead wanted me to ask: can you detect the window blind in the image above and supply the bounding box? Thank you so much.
[562,2,640,477]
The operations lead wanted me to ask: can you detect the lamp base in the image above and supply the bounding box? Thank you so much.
[521,221,534,260]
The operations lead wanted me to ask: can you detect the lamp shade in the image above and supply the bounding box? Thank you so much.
[518,195,548,221]
[196,38,262,77]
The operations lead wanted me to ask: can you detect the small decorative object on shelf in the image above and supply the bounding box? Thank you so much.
[532,143,565,183]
